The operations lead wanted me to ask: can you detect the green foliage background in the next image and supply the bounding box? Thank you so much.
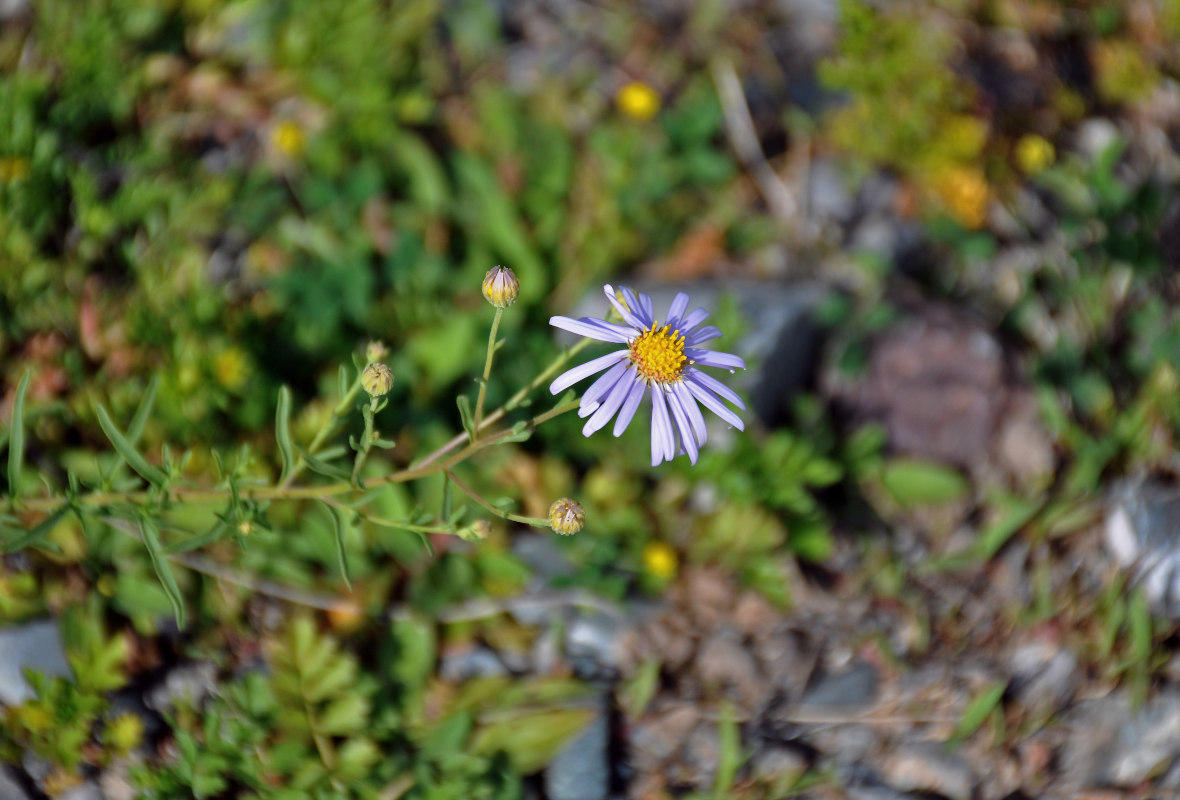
[2,0,1180,796]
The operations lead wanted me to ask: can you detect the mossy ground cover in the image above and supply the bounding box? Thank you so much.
[2,1,1180,797]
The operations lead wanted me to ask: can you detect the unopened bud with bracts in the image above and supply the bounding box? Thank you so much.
[362,363,394,398]
[457,519,492,542]
[548,498,585,535]
[366,340,388,363]
[482,265,519,308]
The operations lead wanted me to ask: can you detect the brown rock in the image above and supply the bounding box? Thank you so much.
[628,704,702,772]
[695,628,769,709]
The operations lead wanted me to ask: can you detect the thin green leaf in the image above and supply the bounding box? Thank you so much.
[1128,588,1152,668]
[163,520,229,555]
[319,501,352,591]
[7,369,31,500]
[298,447,352,481]
[275,386,296,483]
[442,474,453,521]
[3,505,69,552]
[494,421,532,445]
[976,494,1042,560]
[127,375,159,445]
[94,403,168,488]
[714,702,742,794]
[456,395,475,441]
[140,516,186,628]
[950,681,1006,747]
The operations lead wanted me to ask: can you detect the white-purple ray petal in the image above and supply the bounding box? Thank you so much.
[666,388,698,464]
[686,368,746,410]
[664,292,690,330]
[603,285,648,330]
[634,290,655,323]
[686,325,722,346]
[579,361,629,417]
[549,350,627,395]
[678,308,710,333]
[685,378,745,430]
[650,385,675,466]
[613,377,647,437]
[685,348,747,371]
[619,287,654,327]
[671,381,707,446]
[550,315,635,343]
[583,371,638,436]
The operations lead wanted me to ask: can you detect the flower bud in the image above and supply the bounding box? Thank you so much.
[365,340,388,363]
[482,265,519,308]
[458,519,492,542]
[548,498,585,535]
[362,363,394,398]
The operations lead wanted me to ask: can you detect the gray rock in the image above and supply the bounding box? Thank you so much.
[879,742,974,800]
[544,699,610,800]
[438,646,508,682]
[59,781,104,800]
[1105,480,1180,618]
[840,764,926,800]
[0,766,33,800]
[566,611,625,679]
[512,533,576,592]
[1061,689,1180,787]
[695,628,768,709]
[800,661,880,709]
[1009,641,1078,718]
[1076,118,1122,162]
[629,704,702,771]
[0,619,72,706]
[145,661,218,713]
[750,742,809,780]
[808,158,855,226]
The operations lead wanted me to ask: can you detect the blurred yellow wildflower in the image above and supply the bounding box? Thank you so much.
[104,712,145,753]
[1015,134,1055,175]
[934,166,989,229]
[270,119,306,159]
[616,81,661,121]
[642,541,678,580]
[0,157,30,182]
[213,346,249,391]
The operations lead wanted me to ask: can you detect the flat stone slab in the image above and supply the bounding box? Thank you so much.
[0,619,72,706]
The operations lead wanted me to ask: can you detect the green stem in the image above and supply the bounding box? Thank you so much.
[280,372,364,489]
[444,470,549,527]
[350,400,377,483]
[473,307,504,441]
[19,399,583,514]
[413,337,593,470]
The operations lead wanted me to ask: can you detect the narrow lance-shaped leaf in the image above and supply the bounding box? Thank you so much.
[163,519,229,555]
[275,386,296,483]
[950,681,1006,747]
[127,375,159,446]
[456,395,475,441]
[94,403,168,488]
[493,421,533,446]
[3,504,69,553]
[319,500,352,591]
[7,369,31,501]
[298,447,352,482]
[140,516,186,628]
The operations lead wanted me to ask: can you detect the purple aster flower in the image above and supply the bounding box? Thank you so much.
[549,285,747,466]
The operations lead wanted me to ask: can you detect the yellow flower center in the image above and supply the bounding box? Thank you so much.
[629,323,687,384]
